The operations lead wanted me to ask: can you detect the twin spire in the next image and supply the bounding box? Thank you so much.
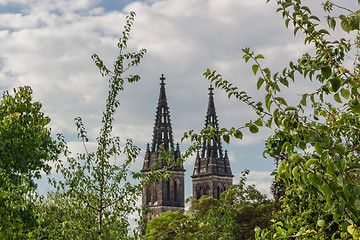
[141,75,185,222]
[192,84,233,177]
[142,74,233,211]
[142,74,182,171]
[152,74,173,152]
[142,76,233,176]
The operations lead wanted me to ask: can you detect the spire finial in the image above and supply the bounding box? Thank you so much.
[160,74,165,84]
[209,84,214,96]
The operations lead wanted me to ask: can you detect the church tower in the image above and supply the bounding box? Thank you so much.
[192,85,233,200]
[141,75,185,221]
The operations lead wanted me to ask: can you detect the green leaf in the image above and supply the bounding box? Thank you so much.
[285,18,290,28]
[327,16,336,30]
[310,94,315,104]
[309,15,320,21]
[308,172,321,188]
[317,220,325,228]
[300,94,307,106]
[315,143,323,155]
[321,66,332,79]
[341,19,352,33]
[276,97,288,106]
[223,134,230,144]
[340,88,350,99]
[344,183,360,199]
[294,26,300,35]
[254,118,263,127]
[318,29,330,35]
[349,15,360,31]
[292,166,300,179]
[305,158,318,168]
[329,78,341,92]
[249,125,259,134]
[257,78,264,90]
[266,100,273,112]
[351,100,360,113]
[255,54,264,59]
[252,64,259,75]
[335,203,345,215]
[279,77,289,87]
[284,106,297,112]
[234,130,243,139]
[321,183,332,196]
[334,144,345,155]
[334,93,342,103]
[281,142,290,152]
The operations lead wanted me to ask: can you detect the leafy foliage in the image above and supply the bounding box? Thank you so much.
[174,172,274,239]
[198,0,360,239]
[40,11,147,239]
[142,172,273,240]
[143,211,191,240]
[0,86,63,238]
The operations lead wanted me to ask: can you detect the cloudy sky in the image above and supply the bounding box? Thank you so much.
[0,0,356,199]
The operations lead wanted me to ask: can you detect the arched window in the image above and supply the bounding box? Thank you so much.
[153,184,158,204]
[216,184,223,200]
[196,184,202,199]
[203,183,210,196]
[146,186,151,205]
[174,178,180,203]
[166,180,171,202]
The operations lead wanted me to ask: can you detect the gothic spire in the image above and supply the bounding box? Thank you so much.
[192,85,233,177]
[205,85,218,128]
[202,85,222,161]
[152,74,174,152]
[142,75,185,220]
[191,85,233,201]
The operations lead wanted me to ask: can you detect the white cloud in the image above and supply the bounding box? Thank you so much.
[235,170,274,198]
[2,0,353,201]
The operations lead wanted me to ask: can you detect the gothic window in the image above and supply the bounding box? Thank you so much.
[152,184,158,204]
[166,180,171,202]
[216,183,223,200]
[146,186,151,205]
[174,178,180,203]
[196,184,202,200]
[203,183,210,196]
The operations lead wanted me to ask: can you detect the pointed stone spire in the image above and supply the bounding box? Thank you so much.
[192,85,233,200]
[152,74,174,153]
[205,85,218,128]
[142,75,185,222]
[201,85,223,164]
